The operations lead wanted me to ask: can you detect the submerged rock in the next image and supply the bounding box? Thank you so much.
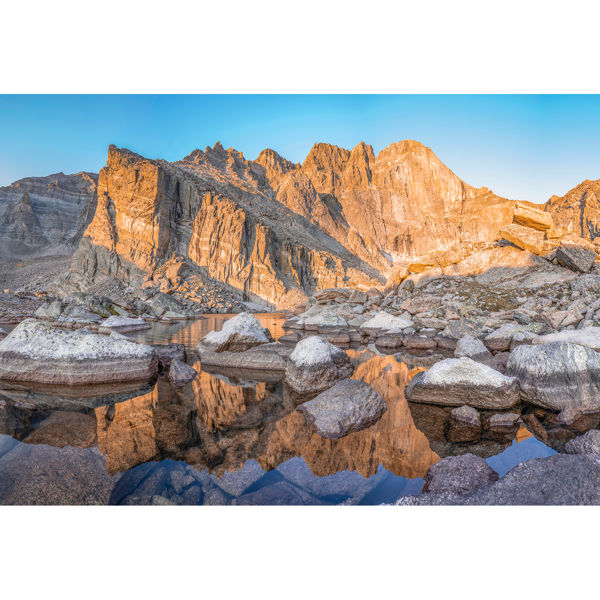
[422,454,499,495]
[152,343,187,371]
[297,378,386,439]
[405,357,520,409]
[197,312,269,353]
[168,359,198,387]
[448,405,482,442]
[506,342,600,419]
[284,336,354,395]
[0,319,157,385]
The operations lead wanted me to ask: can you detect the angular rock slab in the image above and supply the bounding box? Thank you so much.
[506,342,600,417]
[297,378,386,439]
[513,201,553,231]
[0,319,157,385]
[284,336,354,395]
[198,312,269,353]
[556,245,596,273]
[500,223,544,255]
[405,357,520,409]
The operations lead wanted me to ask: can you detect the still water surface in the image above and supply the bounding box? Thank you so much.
[0,314,556,505]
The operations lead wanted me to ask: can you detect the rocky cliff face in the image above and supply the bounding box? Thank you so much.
[0,172,97,258]
[70,140,525,308]
[71,144,383,308]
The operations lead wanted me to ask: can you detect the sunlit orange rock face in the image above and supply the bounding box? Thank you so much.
[70,139,521,308]
[95,385,159,475]
[259,355,439,479]
[545,179,600,241]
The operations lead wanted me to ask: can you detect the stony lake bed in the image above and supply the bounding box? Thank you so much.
[1,308,595,506]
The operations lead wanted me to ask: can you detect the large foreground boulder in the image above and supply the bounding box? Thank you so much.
[284,336,354,395]
[0,319,158,385]
[405,357,520,409]
[196,312,269,353]
[297,378,386,439]
[506,342,600,420]
[398,454,600,505]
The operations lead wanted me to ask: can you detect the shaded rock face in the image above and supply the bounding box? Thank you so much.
[297,378,386,439]
[506,342,600,420]
[70,145,383,309]
[0,172,97,258]
[556,245,596,273]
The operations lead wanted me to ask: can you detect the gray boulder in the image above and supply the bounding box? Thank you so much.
[0,319,158,385]
[455,335,494,365]
[297,378,386,439]
[405,357,520,409]
[506,342,600,420]
[556,245,596,273]
[422,454,499,495]
[197,312,269,353]
[564,429,600,455]
[285,336,354,395]
[168,359,198,387]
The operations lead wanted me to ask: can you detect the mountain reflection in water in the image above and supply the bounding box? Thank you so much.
[0,314,558,505]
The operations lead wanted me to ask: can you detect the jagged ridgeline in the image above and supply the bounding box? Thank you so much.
[2,140,599,308]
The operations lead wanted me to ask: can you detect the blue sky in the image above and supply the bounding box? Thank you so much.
[0,95,599,203]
